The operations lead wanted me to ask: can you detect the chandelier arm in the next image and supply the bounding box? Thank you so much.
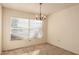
[35,3,46,20]
[40,3,42,20]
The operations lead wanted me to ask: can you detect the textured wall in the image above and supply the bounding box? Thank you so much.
[48,5,79,54]
[2,8,47,51]
[0,5,2,54]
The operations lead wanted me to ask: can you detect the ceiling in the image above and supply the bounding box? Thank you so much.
[1,3,79,16]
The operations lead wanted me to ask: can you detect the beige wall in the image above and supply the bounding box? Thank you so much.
[2,8,46,51]
[0,5,2,54]
[47,5,79,54]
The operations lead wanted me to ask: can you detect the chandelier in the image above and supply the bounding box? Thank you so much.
[35,3,47,20]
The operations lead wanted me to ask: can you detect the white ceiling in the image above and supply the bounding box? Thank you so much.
[1,3,79,16]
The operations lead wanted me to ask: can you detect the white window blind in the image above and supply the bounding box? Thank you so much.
[11,17,43,40]
[29,19,43,39]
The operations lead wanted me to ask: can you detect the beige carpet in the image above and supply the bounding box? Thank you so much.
[2,43,76,55]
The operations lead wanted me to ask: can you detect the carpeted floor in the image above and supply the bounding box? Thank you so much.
[2,43,76,55]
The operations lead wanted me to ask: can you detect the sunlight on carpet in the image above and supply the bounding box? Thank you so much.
[22,50,40,55]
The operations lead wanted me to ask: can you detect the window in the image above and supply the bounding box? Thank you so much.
[29,19,43,39]
[11,17,43,40]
